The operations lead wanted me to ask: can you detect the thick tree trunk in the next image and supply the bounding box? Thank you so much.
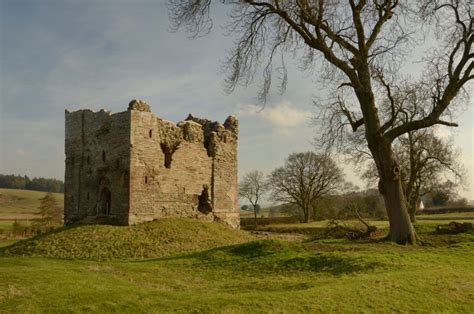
[353,66,416,244]
[371,139,417,244]
[383,179,416,244]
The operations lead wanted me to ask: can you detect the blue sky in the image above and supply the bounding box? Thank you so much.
[1,0,473,201]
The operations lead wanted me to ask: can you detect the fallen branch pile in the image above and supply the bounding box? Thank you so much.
[325,219,377,240]
[436,221,473,234]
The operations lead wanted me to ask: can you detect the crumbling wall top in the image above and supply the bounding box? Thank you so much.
[223,116,239,134]
[128,99,151,112]
[185,113,238,136]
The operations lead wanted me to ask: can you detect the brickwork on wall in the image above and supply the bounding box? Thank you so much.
[64,100,239,228]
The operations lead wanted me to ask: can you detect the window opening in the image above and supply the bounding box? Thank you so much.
[198,185,213,214]
[160,142,180,169]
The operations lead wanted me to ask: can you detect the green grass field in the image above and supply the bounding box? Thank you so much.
[1,218,473,312]
[1,232,473,312]
[0,188,473,312]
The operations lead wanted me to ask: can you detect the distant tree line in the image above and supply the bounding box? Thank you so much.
[264,189,386,222]
[239,150,467,226]
[0,174,64,193]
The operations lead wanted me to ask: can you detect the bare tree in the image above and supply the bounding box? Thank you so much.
[361,132,464,221]
[239,170,268,226]
[349,82,465,223]
[269,152,344,223]
[168,1,473,243]
[399,131,464,222]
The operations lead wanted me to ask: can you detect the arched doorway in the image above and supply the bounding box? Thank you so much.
[99,187,111,216]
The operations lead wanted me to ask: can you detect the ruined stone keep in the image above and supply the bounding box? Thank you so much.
[64,100,239,228]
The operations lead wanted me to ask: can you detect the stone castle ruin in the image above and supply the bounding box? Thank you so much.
[64,99,239,228]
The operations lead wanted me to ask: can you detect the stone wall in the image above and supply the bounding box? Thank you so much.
[128,109,239,228]
[64,100,239,228]
[64,109,131,225]
[211,117,240,228]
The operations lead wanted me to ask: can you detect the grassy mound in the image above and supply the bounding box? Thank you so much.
[1,218,253,260]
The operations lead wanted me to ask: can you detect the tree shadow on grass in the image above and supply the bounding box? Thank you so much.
[150,239,384,276]
[226,239,297,257]
[278,254,381,275]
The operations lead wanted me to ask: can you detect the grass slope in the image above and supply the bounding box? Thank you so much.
[1,236,473,312]
[1,218,253,261]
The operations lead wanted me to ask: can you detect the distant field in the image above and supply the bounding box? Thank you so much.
[0,188,63,230]
[247,212,474,229]
[242,206,474,221]
[417,212,474,220]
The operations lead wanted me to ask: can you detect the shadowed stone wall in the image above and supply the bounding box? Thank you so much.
[64,109,131,225]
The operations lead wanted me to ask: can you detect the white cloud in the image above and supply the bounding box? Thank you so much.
[432,125,452,139]
[237,101,311,129]
[16,149,28,157]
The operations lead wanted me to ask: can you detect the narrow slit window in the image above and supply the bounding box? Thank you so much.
[102,151,106,162]
[145,176,148,184]
[149,129,153,138]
